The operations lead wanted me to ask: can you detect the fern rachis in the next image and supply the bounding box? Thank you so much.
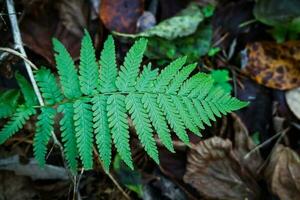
[0,31,249,171]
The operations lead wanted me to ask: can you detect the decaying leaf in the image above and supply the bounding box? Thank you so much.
[183,137,260,200]
[20,1,85,64]
[99,0,144,33]
[265,145,300,200]
[58,0,87,37]
[232,114,264,179]
[286,87,300,120]
[138,3,203,40]
[241,41,300,90]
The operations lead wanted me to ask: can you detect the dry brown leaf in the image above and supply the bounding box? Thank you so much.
[232,114,264,178]
[58,0,87,37]
[286,87,300,120]
[242,41,300,90]
[183,137,260,200]
[99,0,144,33]
[265,145,300,200]
[20,1,84,65]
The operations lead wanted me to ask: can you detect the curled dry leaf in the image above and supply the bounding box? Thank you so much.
[232,114,264,178]
[265,145,300,200]
[241,41,300,90]
[99,0,144,33]
[183,137,260,200]
[286,87,300,120]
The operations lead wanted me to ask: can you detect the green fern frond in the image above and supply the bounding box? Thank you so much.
[167,63,197,94]
[53,38,82,99]
[0,90,20,119]
[116,38,148,92]
[126,93,159,163]
[153,56,187,92]
[0,105,36,144]
[92,95,112,172]
[34,107,56,167]
[158,94,190,145]
[142,93,174,152]
[183,97,205,130]
[15,73,37,106]
[0,34,249,171]
[99,35,117,93]
[193,99,211,126]
[107,94,133,169]
[178,73,205,96]
[58,103,78,172]
[136,63,158,92]
[170,96,199,135]
[35,67,63,105]
[73,99,94,169]
[79,30,99,95]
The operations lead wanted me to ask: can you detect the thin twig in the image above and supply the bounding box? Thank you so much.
[93,147,131,200]
[0,47,38,70]
[5,0,76,184]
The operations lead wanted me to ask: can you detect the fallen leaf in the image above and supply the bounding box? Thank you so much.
[183,137,261,200]
[286,87,300,120]
[231,114,264,179]
[58,0,87,37]
[100,0,144,33]
[20,1,86,65]
[241,41,300,90]
[265,145,300,200]
[138,3,203,40]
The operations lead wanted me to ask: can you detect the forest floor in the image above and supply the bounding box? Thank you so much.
[1,0,300,199]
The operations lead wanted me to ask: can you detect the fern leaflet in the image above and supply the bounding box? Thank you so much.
[107,94,133,169]
[53,38,82,99]
[74,99,94,169]
[35,68,63,105]
[34,107,56,167]
[58,103,78,172]
[92,95,112,172]
[79,30,99,95]
[126,93,159,164]
[99,35,117,93]
[0,105,36,144]
[116,38,148,92]
[0,90,20,119]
